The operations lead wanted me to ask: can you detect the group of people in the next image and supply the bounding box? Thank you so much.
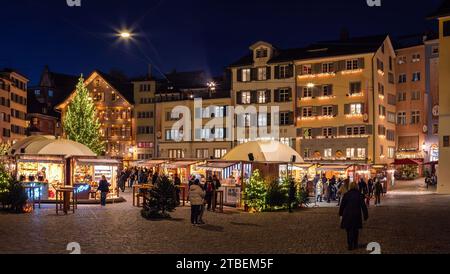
[117,167,163,192]
[313,174,385,207]
[188,175,222,226]
[425,174,438,189]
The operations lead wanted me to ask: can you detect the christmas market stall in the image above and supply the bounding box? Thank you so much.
[161,160,204,183]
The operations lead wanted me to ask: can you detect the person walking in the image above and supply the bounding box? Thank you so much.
[374,179,383,206]
[174,174,182,206]
[118,171,127,193]
[188,179,205,226]
[339,182,369,251]
[204,176,215,211]
[97,175,111,207]
[316,180,323,202]
[288,179,296,213]
[337,178,349,206]
[368,179,374,197]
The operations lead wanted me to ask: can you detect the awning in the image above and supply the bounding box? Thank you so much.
[423,161,438,165]
[16,155,66,164]
[197,162,238,171]
[294,164,314,170]
[138,160,167,167]
[76,158,121,166]
[392,159,420,166]
[164,161,200,169]
[316,165,351,172]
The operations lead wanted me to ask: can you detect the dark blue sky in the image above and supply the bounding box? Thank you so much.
[0,0,443,84]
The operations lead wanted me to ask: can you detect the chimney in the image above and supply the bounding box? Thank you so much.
[340,28,350,41]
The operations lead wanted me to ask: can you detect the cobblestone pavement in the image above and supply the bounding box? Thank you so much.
[0,181,449,254]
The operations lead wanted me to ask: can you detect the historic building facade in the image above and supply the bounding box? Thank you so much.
[0,70,28,145]
[296,35,397,165]
[394,43,427,161]
[230,41,297,150]
[57,71,135,161]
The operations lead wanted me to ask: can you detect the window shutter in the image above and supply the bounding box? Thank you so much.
[366,125,373,134]
[223,106,227,117]
[297,86,303,99]
[312,106,320,116]
[332,127,338,137]
[334,61,341,72]
[358,58,365,69]
[361,103,365,114]
[237,69,242,82]
[289,112,294,125]
[265,90,272,103]
[267,113,271,126]
[251,68,257,81]
[251,113,258,127]
[333,105,339,117]
[338,60,346,71]
[236,92,242,104]
[288,88,293,102]
[266,67,272,80]
[195,129,202,139]
[313,63,321,74]
[339,126,346,136]
[296,65,303,76]
[312,128,321,138]
[297,128,303,137]
[274,66,280,79]
[313,87,321,98]
[329,85,334,95]
[287,64,294,78]
[296,107,302,117]
[344,104,350,115]
[274,89,280,102]
[251,91,257,104]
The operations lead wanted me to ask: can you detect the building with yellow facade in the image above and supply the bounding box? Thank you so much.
[295,35,397,166]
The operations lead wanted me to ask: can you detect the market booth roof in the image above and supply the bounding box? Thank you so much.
[8,136,96,157]
[222,141,304,163]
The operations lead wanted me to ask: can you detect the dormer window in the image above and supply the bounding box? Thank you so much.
[255,48,268,58]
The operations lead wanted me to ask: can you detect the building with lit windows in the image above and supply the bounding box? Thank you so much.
[295,35,397,165]
[56,71,135,161]
[0,69,29,145]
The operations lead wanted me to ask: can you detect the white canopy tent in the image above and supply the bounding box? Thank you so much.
[222,141,304,163]
[8,136,96,157]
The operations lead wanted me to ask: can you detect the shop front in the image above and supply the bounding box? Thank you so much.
[16,155,66,200]
[162,160,203,183]
[72,158,121,199]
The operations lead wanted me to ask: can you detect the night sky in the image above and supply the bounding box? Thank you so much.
[0,0,443,84]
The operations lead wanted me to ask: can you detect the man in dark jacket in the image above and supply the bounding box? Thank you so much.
[339,182,369,251]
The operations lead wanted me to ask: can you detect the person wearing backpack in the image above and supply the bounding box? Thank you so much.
[204,176,216,211]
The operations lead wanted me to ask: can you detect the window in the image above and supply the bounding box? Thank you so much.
[388,112,396,123]
[411,111,420,124]
[214,128,225,139]
[278,65,289,78]
[303,148,311,159]
[168,149,184,159]
[388,147,395,159]
[411,91,421,101]
[346,126,366,136]
[165,129,181,141]
[48,90,54,97]
[322,127,333,137]
[212,106,226,118]
[346,148,355,158]
[379,105,386,117]
[258,113,268,127]
[444,136,450,147]
[398,56,407,65]
[244,114,251,127]
[397,92,407,102]
[257,67,267,81]
[322,63,334,73]
[357,148,366,158]
[412,72,421,82]
[350,104,362,115]
[302,128,312,138]
[324,148,332,158]
[280,112,290,126]
[378,83,385,95]
[432,46,439,54]
[201,128,211,139]
[433,123,439,135]
[241,91,251,104]
[302,65,312,75]
[256,48,268,58]
[349,82,362,95]
[303,87,313,98]
[196,149,209,159]
[377,59,384,72]
[214,149,227,159]
[388,73,395,84]
[322,106,333,116]
[242,69,251,82]
[346,59,359,70]
[112,92,118,102]
[397,112,407,125]
[278,89,290,102]
[302,107,312,117]
[387,130,395,141]
[398,74,407,83]
[34,90,41,96]
[279,138,291,146]
[257,90,267,104]
[412,53,421,63]
[380,145,384,156]
[323,85,333,96]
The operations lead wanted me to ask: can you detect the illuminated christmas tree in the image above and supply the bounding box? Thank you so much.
[63,76,105,155]
[243,170,267,212]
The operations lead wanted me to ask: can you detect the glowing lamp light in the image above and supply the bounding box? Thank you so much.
[307,83,315,88]
[120,32,131,39]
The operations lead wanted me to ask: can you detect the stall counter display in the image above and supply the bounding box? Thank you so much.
[218,178,241,207]
[17,162,64,200]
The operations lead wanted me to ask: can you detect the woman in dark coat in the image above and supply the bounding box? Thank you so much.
[97,175,111,207]
[339,182,369,251]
